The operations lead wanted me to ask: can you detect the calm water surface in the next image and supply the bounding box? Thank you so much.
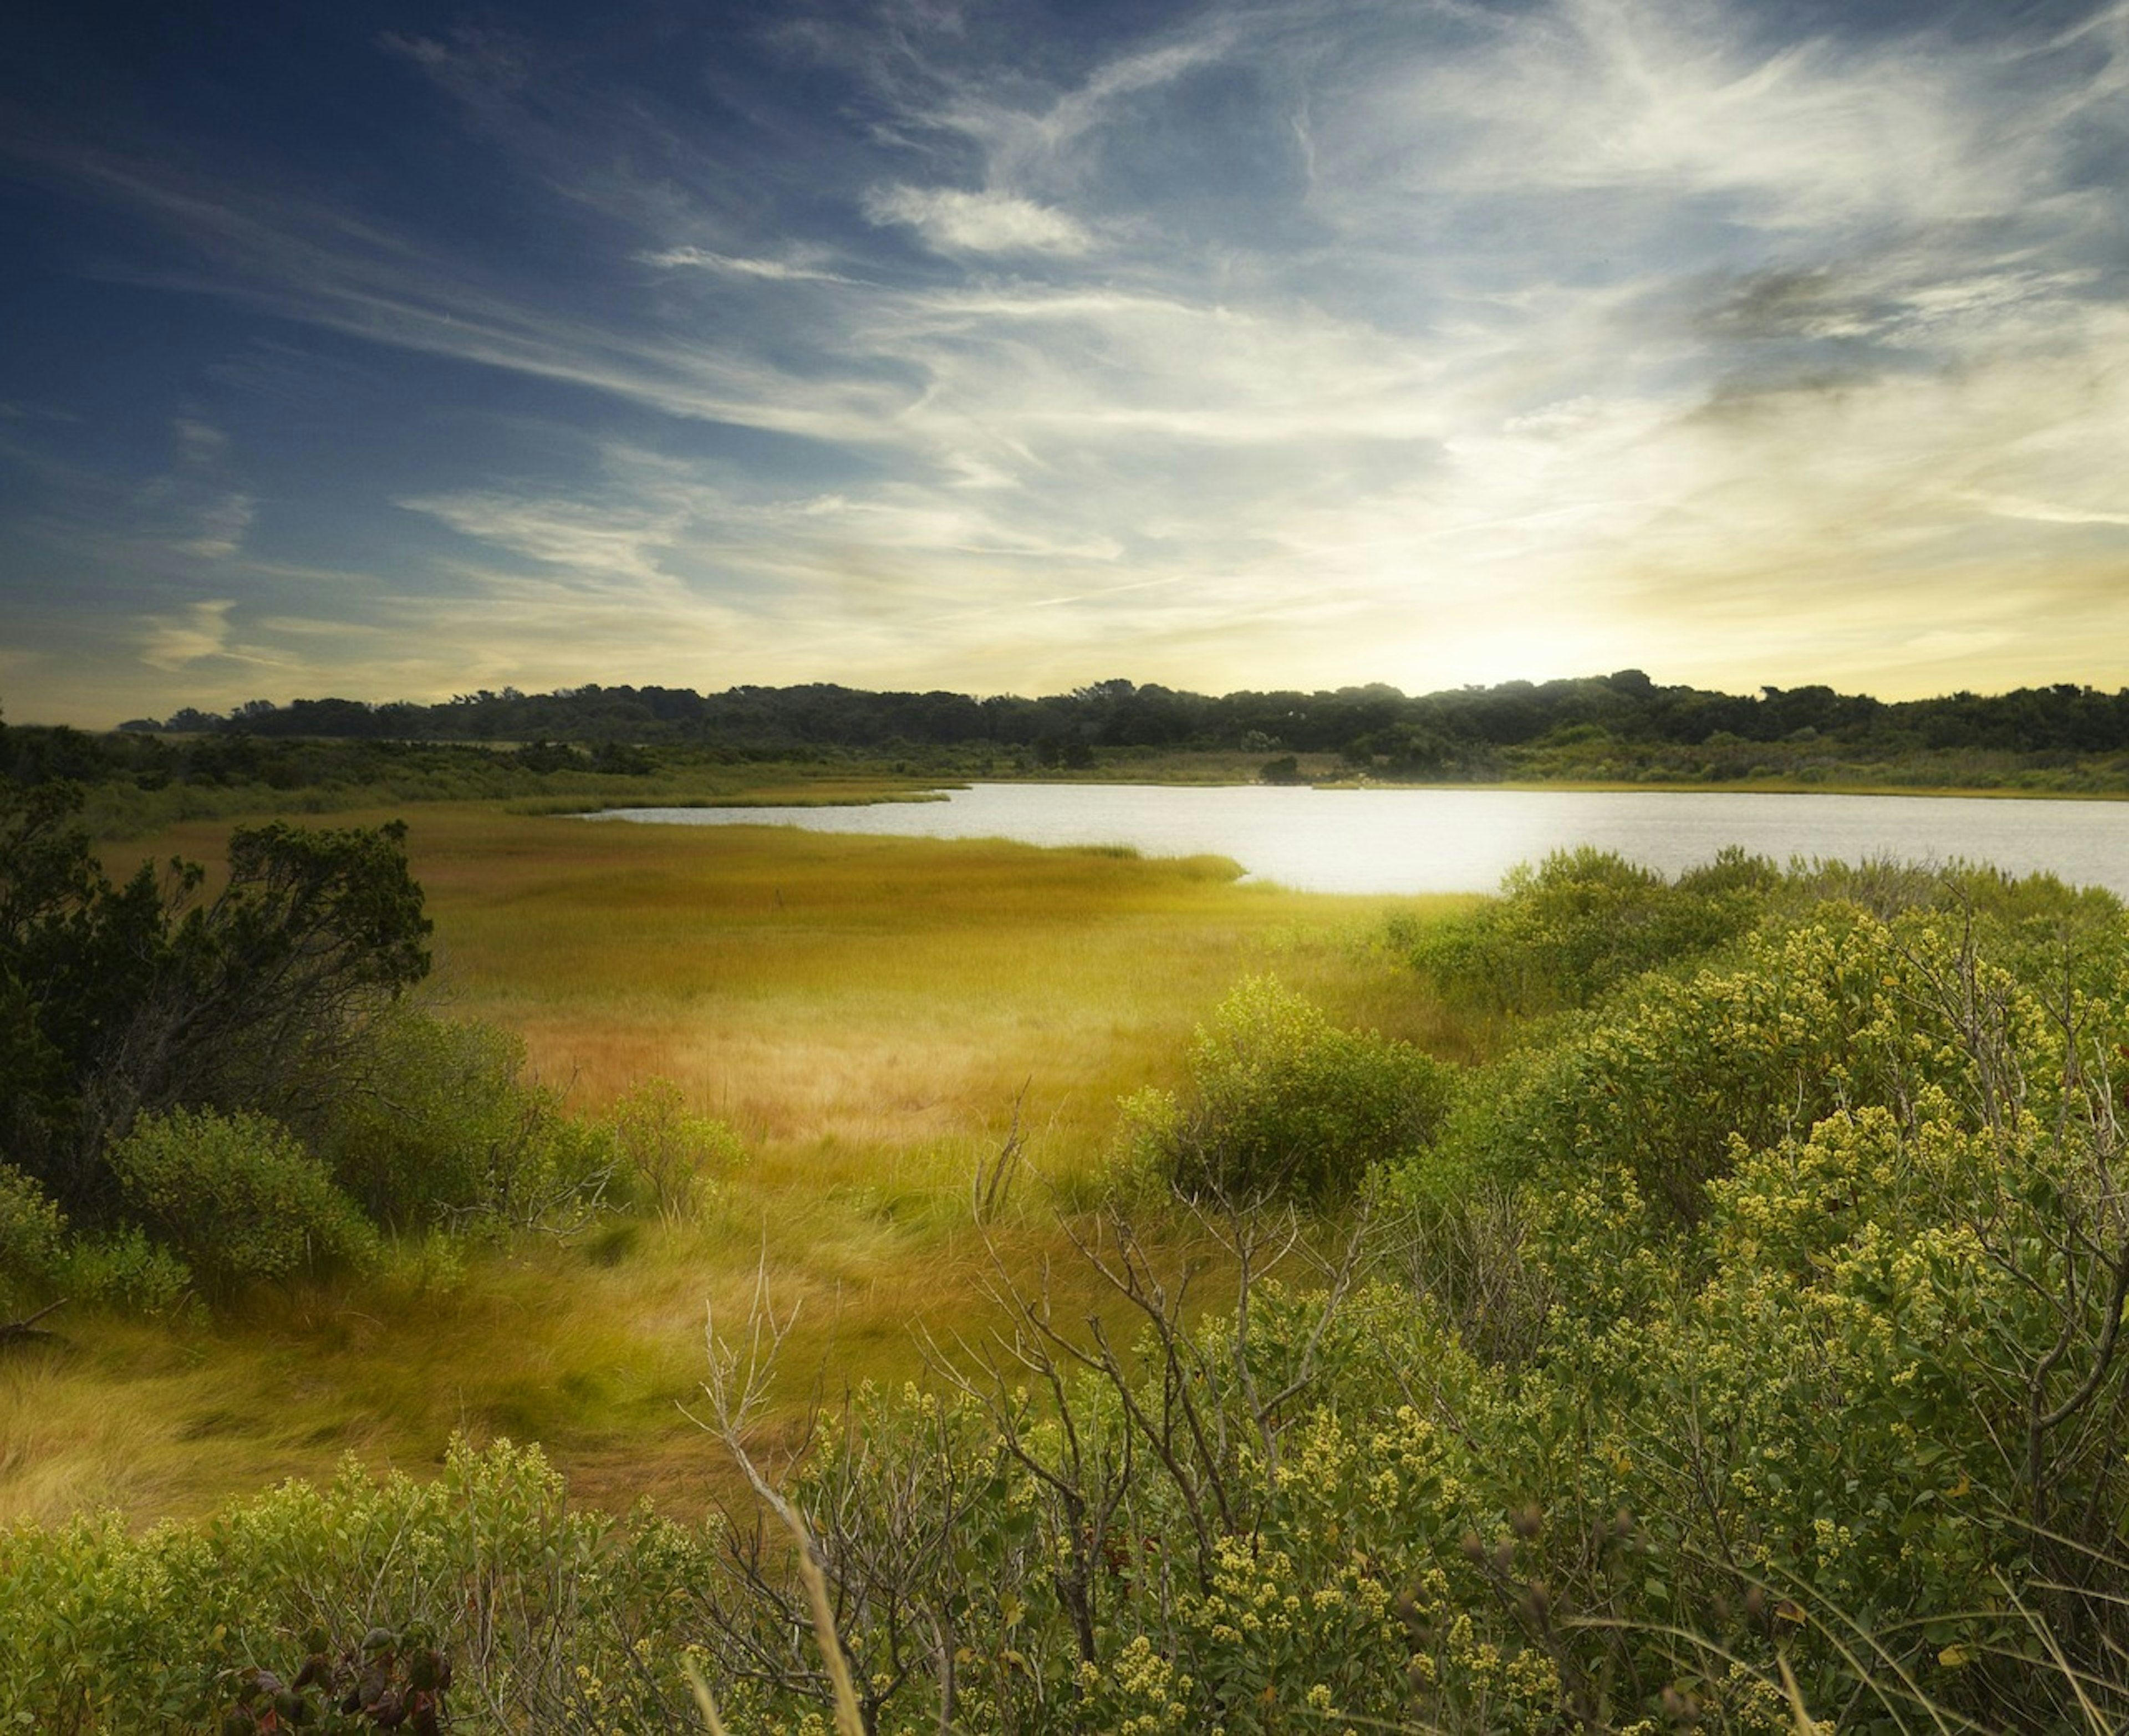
[598,785,2129,898]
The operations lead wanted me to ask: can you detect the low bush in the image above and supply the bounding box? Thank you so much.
[0,1437,706,1733]
[315,1007,613,1233]
[108,1107,378,1296]
[59,1226,195,1316]
[0,1163,68,1314]
[607,1077,744,1219]
[1117,974,1452,1203]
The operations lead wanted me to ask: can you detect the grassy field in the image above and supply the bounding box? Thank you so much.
[6,800,1470,1528]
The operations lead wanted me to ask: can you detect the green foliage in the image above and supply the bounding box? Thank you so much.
[56,1225,196,1316]
[312,1005,605,1231]
[0,1163,67,1314]
[732,872,2129,1730]
[1447,1080,2129,1733]
[12,852,2129,1733]
[606,1076,743,1219]
[1397,844,1773,1017]
[0,1157,196,1316]
[685,1280,1506,1736]
[1369,870,2129,1728]
[1453,892,2129,1229]
[0,780,627,1302]
[108,1107,378,1296]
[0,1437,706,1733]
[0,782,431,1213]
[1118,974,1452,1202]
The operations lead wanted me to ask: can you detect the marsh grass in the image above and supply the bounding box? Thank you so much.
[15,803,1470,1528]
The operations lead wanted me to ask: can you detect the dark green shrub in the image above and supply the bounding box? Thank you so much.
[0,782,430,1212]
[108,1107,377,1294]
[316,1007,612,1231]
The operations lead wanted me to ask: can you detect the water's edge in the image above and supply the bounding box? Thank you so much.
[592,784,2129,899]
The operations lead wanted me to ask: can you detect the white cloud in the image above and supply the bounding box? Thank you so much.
[172,417,227,467]
[636,246,861,284]
[1315,0,2019,236]
[140,598,237,670]
[863,185,1092,255]
[1960,492,2129,529]
[395,489,684,585]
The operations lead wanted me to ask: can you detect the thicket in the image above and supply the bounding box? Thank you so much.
[1392,843,1777,1017]
[0,782,738,1323]
[9,845,2129,1732]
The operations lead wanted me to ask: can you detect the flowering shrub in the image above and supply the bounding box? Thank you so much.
[0,1437,712,1731]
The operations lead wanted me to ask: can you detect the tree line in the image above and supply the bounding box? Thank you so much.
[105,671,2129,765]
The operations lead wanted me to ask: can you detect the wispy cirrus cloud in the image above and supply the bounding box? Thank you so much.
[636,246,864,284]
[139,597,238,670]
[180,493,256,560]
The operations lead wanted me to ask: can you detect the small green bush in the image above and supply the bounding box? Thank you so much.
[59,1226,195,1316]
[317,1007,610,1232]
[0,1162,196,1317]
[0,1163,68,1314]
[108,1107,377,1295]
[1120,975,1452,1203]
[608,1077,743,1219]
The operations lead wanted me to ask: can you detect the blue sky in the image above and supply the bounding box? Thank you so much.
[2,0,2125,726]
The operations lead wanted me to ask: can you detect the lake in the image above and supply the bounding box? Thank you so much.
[594,784,2129,898]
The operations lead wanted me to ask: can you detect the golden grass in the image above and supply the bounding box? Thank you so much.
[12,802,1473,1530]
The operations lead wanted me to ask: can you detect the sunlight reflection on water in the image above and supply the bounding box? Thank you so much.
[594,784,2129,897]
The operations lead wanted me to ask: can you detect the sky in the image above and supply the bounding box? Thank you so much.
[1,0,2125,727]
